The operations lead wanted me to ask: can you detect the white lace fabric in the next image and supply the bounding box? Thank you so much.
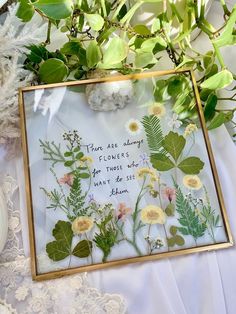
[0,175,126,314]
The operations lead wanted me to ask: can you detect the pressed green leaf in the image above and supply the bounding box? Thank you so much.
[33,0,73,20]
[200,70,233,90]
[79,173,90,179]
[151,153,175,171]
[165,204,175,216]
[72,240,92,258]
[175,235,185,246]
[64,160,75,167]
[178,227,189,236]
[86,40,102,68]
[46,241,70,261]
[163,131,186,162]
[167,237,176,247]
[207,112,227,130]
[39,58,68,83]
[75,152,84,160]
[102,38,128,66]
[46,220,73,261]
[64,151,73,157]
[16,0,35,22]
[178,157,204,174]
[142,115,165,153]
[52,220,73,244]
[170,225,177,236]
[135,51,156,68]
[85,13,104,31]
[204,93,217,121]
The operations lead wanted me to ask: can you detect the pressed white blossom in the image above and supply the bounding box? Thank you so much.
[125,118,143,135]
[168,113,182,129]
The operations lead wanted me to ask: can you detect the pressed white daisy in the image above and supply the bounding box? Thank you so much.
[183,175,202,190]
[125,118,143,136]
[148,103,166,117]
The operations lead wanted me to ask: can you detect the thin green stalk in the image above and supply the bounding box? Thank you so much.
[212,42,225,69]
[112,0,126,20]
[101,0,107,17]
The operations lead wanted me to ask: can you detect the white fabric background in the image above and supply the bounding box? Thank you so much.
[1,1,236,313]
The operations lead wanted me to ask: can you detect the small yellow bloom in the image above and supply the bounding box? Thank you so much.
[148,103,166,118]
[137,167,159,182]
[72,216,94,234]
[183,175,202,190]
[80,156,93,163]
[141,205,166,224]
[184,123,198,137]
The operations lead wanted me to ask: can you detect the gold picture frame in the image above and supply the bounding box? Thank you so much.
[19,69,233,281]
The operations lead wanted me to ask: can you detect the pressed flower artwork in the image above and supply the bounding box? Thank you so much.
[20,70,233,280]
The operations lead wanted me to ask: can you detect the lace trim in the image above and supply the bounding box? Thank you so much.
[0,175,126,314]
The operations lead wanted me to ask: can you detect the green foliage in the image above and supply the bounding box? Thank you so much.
[102,37,128,67]
[16,0,34,22]
[46,220,73,261]
[167,225,185,247]
[200,70,233,90]
[207,112,233,131]
[204,93,217,121]
[165,203,175,217]
[94,212,118,262]
[174,182,207,242]
[162,131,186,162]
[34,0,73,20]
[145,125,204,175]
[39,58,69,83]
[142,115,165,153]
[177,157,204,175]
[39,140,66,167]
[72,240,92,258]
[67,170,87,217]
[84,13,104,31]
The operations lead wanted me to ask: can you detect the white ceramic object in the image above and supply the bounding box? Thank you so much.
[0,183,8,254]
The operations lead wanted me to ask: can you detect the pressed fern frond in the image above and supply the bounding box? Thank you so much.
[142,115,166,154]
[174,182,206,241]
[68,170,86,217]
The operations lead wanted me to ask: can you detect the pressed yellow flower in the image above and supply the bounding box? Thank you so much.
[125,118,143,136]
[183,175,202,190]
[148,103,166,118]
[72,216,94,234]
[80,156,93,163]
[137,167,159,182]
[141,205,166,224]
[184,123,198,137]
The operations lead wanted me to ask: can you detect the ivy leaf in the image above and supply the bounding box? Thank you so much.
[33,0,73,20]
[178,157,204,174]
[102,38,128,66]
[207,112,233,130]
[212,5,236,47]
[72,240,92,258]
[204,93,217,121]
[16,0,35,22]
[46,220,73,261]
[39,58,68,83]
[85,13,104,31]
[60,41,83,55]
[151,153,175,171]
[135,51,156,68]
[162,131,186,162]
[200,70,233,90]
[86,40,102,68]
